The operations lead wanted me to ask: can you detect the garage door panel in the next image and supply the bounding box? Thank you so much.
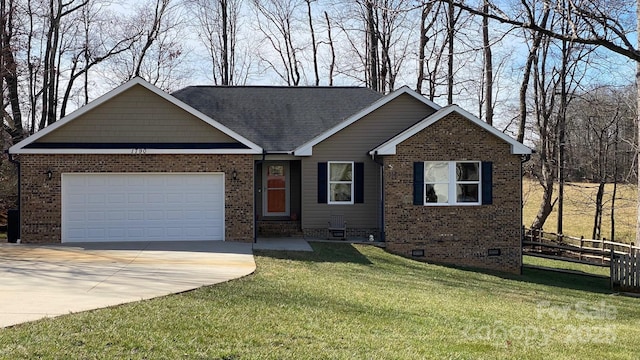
[62,173,225,242]
[87,211,105,221]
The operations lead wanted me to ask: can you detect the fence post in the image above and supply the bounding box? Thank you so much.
[579,236,584,261]
[610,246,615,290]
[602,238,607,265]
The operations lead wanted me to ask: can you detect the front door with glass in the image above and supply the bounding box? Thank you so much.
[263,162,289,216]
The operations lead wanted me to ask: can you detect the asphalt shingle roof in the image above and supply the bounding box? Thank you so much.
[171,86,383,152]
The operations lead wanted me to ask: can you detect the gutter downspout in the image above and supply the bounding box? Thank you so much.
[254,150,267,243]
[6,150,20,241]
[520,153,532,274]
[372,151,385,242]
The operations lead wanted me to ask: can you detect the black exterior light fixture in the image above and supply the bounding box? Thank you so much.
[45,169,53,181]
[232,169,238,181]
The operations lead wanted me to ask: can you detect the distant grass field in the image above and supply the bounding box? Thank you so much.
[523,179,637,243]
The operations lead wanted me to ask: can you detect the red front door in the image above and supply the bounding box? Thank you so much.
[265,163,288,215]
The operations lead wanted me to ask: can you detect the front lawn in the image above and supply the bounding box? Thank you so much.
[1,243,638,359]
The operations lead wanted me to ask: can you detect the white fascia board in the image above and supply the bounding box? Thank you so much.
[9,77,263,154]
[370,105,532,156]
[293,85,441,156]
[12,148,262,155]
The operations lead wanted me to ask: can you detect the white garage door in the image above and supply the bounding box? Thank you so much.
[62,173,225,243]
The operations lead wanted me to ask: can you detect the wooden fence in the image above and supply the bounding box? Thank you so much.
[611,249,639,292]
[523,228,640,292]
[522,228,637,267]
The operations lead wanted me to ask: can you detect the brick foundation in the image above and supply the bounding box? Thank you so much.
[17,154,254,244]
[257,220,303,237]
[303,227,379,240]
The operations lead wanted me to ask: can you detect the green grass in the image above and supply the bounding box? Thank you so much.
[523,179,637,243]
[1,243,638,359]
[523,255,610,277]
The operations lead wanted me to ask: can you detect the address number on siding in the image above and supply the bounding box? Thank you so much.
[131,148,147,154]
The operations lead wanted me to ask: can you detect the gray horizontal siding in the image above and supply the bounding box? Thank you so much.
[302,94,437,230]
[37,85,237,144]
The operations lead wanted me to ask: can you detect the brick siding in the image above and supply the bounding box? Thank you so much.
[302,227,379,240]
[383,113,523,274]
[18,154,254,243]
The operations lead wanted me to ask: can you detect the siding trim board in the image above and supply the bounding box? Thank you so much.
[25,142,249,150]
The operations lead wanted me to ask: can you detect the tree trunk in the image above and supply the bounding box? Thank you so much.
[531,163,556,230]
[306,0,318,86]
[482,0,492,125]
[636,0,640,245]
[416,5,427,93]
[447,0,454,104]
[221,0,229,85]
[325,11,335,86]
[592,182,605,240]
[366,0,378,91]
[1,0,23,143]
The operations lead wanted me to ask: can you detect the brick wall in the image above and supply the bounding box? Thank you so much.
[383,113,523,274]
[18,154,254,244]
[302,227,379,240]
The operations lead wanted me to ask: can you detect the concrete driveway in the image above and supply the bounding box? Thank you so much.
[0,241,255,328]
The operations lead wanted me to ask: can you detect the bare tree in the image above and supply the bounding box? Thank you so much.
[190,0,244,85]
[481,0,492,124]
[528,13,592,230]
[59,3,141,117]
[446,0,454,104]
[564,87,636,240]
[39,0,89,129]
[305,0,318,85]
[416,1,448,100]
[252,0,302,86]
[0,0,23,143]
[445,0,640,242]
[416,1,437,94]
[323,11,335,86]
[339,0,414,92]
[107,0,188,90]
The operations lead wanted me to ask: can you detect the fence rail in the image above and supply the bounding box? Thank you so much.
[523,228,640,292]
[523,228,639,266]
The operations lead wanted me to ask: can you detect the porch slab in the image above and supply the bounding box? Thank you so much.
[253,238,313,252]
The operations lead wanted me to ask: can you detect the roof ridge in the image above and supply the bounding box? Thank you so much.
[177,85,373,90]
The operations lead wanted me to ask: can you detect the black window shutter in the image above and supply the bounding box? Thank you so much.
[413,162,424,205]
[354,162,364,203]
[481,161,493,205]
[318,162,328,203]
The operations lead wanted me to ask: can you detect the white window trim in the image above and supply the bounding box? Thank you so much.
[424,161,481,206]
[328,161,355,205]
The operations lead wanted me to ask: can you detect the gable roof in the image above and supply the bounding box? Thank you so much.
[293,86,441,156]
[9,78,263,154]
[171,86,383,152]
[369,105,532,156]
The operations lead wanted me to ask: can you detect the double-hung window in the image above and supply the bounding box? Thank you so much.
[424,161,481,205]
[328,161,354,204]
